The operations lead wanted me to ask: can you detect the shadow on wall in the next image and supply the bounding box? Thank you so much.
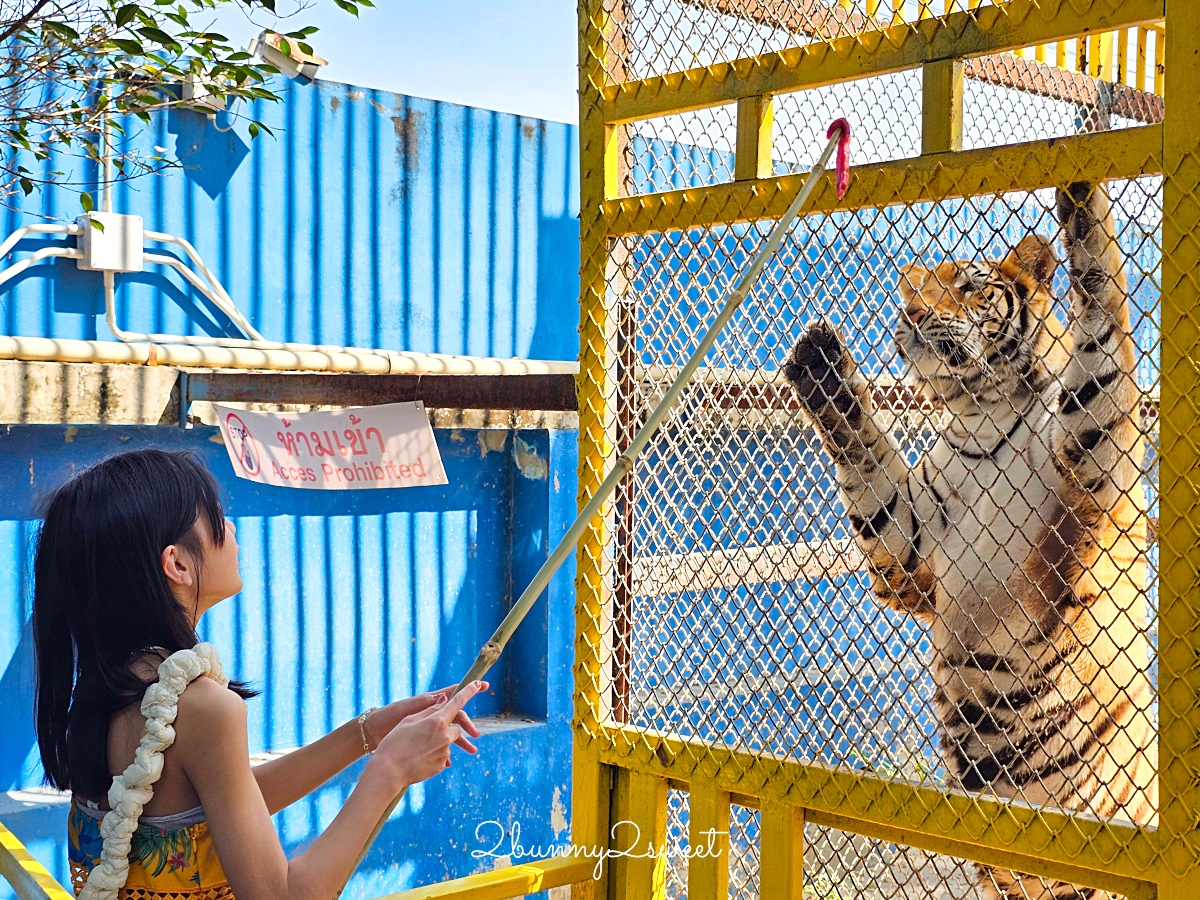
[167,106,251,200]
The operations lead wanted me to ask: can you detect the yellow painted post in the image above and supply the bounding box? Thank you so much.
[609,770,668,900]
[734,95,775,182]
[922,58,964,154]
[1091,32,1104,79]
[866,0,881,20]
[569,746,612,900]
[1056,38,1068,70]
[892,0,905,24]
[1158,3,1200,898]
[759,801,804,900]
[1117,27,1130,85]
[1152,0,1200,897]
[575,0,615,746]
[686,784,730,900]
[1137,27,1149,91]
[1154,25,1165,95]
[1098,30,1114,80]
[0,821,73,900]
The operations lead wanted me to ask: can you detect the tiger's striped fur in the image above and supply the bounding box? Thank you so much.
[783,182,1155,900]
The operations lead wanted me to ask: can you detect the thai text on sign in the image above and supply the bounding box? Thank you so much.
[214,401,448,490]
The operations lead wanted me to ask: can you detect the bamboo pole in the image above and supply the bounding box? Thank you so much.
[334,121,850,897]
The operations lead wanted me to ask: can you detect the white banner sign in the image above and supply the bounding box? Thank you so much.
[215,401,448,490]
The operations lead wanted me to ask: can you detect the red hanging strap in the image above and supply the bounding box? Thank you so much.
[827,118,851,199]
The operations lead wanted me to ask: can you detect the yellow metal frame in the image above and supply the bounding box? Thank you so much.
[575,1,1197,899]
[0,821,73,900]
[2,4,1191,900]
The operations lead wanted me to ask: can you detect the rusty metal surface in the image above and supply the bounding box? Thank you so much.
[184,371,578,411]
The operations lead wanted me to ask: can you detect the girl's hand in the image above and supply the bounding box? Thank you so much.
[364,682,486,753]
[367,681,488,790]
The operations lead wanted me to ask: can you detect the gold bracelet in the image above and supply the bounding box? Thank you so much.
[358,707,379,755]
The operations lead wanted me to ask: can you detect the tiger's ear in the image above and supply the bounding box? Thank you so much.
[1004,235,1057,284]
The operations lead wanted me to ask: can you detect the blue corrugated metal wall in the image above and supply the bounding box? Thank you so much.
[2,79,579,361]
[0,77,581,900]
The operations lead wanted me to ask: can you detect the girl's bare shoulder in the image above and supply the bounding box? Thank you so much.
[178,673,244,712]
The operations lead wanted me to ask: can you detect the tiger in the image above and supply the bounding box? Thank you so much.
[781,182,1156,900]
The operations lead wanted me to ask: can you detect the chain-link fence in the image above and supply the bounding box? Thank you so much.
[576,2,1193,899]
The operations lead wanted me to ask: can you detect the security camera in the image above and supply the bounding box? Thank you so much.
[248,30,327,84]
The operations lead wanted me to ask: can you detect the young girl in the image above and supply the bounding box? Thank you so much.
[32,448,487,900]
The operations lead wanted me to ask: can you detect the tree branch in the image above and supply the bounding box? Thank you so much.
[0,0,53,45]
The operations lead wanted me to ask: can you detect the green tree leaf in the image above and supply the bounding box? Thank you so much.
[114,5,139,28]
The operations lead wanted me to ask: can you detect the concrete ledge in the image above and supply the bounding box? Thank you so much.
[0,360,583,429]
[0,360,178,425]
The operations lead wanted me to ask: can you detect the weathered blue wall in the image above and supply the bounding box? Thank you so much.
[0,77,582,900]
[0,426,578,898]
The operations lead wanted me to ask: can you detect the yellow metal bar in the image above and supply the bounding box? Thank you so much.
[1085,32,1100,77]
[921,57,964,154]
[592,723,1159,884]
[602,123,623,200]
[1034,41,1047,64]
[609,770,668,899]
[1157,0,1200,894]
[1056,38,1068,69]
[686,783,730,899]
[1154,26,1165,94]
[1089,30,1114,80]
[1118,27,1130,84]
[0,821,74,900]
[569,745,612,900]
[372,857,596,900]
[734,95,775,181]
[601,0,1164,124]
[1137,26,1149,90]
[759,801,804,900]
[575,0,617,745]
[603,124,1162,237]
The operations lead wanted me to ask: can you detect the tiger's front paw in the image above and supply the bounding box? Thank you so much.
[783,320,851,409]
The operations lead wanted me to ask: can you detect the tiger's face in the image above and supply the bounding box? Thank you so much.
[895,234,1062,398]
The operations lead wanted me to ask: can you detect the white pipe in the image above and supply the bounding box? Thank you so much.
[0,246,81,289]
[0,334,580,376]
[0,223,80,261]
[142,252,265,339]
[102,116,113,215]
[142,232,265,340]
[144,230,235,306]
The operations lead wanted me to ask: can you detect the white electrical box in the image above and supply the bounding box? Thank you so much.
[76,212,144,273]
[182,73,227,113]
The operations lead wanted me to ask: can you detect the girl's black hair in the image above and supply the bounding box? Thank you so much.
[32,449,255,798]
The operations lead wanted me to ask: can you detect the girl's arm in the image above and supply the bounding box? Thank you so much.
[251,688,479,814]
[175,675,485,900]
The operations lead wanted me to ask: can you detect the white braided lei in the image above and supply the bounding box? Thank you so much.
[79,643,228,900]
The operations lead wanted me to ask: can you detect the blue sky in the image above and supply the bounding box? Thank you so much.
[211,0,581,124]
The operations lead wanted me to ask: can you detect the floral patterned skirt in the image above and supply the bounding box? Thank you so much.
[68,801,234,899]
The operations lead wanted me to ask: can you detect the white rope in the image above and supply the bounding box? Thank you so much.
[78,643,229,900]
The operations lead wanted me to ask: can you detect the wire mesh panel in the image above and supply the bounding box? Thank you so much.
[575,2,1195,900]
